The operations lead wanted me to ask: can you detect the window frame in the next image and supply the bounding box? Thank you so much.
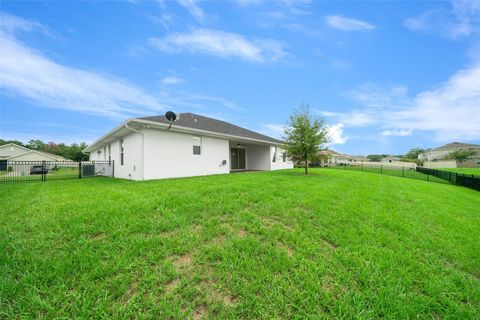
[120,139,124,166]
[193,136,202,155]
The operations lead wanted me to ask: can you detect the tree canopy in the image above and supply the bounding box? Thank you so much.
[403,148,426,160]
[283,104,329,174]
[447,150,476,164]
[0,139,89,161]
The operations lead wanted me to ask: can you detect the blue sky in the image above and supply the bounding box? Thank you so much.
[1,0,479,155]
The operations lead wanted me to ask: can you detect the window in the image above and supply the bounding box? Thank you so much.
[272,146,277,162]
[193,136,201,155]
[108,144,111,165]
[120,139,124,165]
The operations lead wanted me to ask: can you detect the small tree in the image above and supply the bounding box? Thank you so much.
[447,150,476,166]
[404,148,426,160]
[283,104,329,174]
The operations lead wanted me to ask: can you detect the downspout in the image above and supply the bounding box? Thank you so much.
[125,123,145,180]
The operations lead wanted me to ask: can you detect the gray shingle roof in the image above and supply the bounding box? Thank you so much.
[140,113,282,144]
[433,142,480,151]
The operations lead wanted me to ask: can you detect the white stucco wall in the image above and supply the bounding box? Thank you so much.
[364,161,416,169]
[89,127,292,180]
[245,144,271,170]
[270,146,294,170]
[424,160,457,169]
[143,128,230,180]
[90,132,143,180]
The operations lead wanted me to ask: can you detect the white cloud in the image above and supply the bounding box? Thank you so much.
[0,31,167,118]
[325,15,375,31]
[327,123,348,145]
[262,123,285,137]
[404,0,480,38]
[0,14,238,120]
[0,12,51,36]
[382,129,413,137]
[342,83,409,109]
[317,110,375,127]
[149,28,287,62]
[322,64,480,142]
[161,76,183,85]
[176,0,205,21]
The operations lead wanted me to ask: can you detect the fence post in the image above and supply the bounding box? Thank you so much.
[112,160,115,178]
[402,166,404,177]
[380,165,383,175]
[79,161,82,179]
[42,160,46,182]
[361,164,364,172]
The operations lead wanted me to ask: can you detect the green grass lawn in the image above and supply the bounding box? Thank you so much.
[440,168,480,176]
[1,169,479,319]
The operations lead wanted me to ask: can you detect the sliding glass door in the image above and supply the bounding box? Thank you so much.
[231,148,246,170]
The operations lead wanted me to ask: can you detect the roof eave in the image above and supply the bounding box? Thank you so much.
[84,118,283,152]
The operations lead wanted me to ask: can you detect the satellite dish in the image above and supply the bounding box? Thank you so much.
[165,111,177,122]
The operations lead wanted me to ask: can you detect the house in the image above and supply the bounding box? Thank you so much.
[381,156,401,163]
[0,143,65,173]
[318,150,371,166]
[84,113,293,180]
[418,142,480,168]
[0,143,64,162]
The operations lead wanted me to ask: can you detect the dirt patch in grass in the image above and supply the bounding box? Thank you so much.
[172,253,194,270]
[198,279,238,308]
[163,278,179,295]
[193,304,208,320]
[263,216,294,232]
[218,292,237,307]
[237,229,248,238]
[122,281,138,304]
[277,242,294,257]
[210,234,226,246]
[319,236,338,250]
[189,224,203,234]
[89,232,106,241]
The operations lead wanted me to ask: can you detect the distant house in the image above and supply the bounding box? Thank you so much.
[0,143,64,162]
[318,150,371,166]
[0,143,65,172]
[418,142,480,168]
[381,156,401,163]
[84,113,293,180]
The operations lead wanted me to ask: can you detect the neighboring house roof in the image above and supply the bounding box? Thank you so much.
[318,150,343,157]
[352,156,371,161]
[8,150,64,161]
[140,113,281,144]
[319,150,370,161]
[0,143,31,152]
[0,143,64,161]
[382,156,401,161]
[432,142,480,151]
[33,150,65,161]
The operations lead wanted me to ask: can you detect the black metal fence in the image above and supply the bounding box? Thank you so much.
[416,167,480,191]
[326,164,480,191]
[0,161,114,184]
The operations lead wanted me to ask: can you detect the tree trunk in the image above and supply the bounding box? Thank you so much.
[304,158,308,174]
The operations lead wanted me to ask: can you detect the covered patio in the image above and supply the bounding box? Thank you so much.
[229,141,272,172]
